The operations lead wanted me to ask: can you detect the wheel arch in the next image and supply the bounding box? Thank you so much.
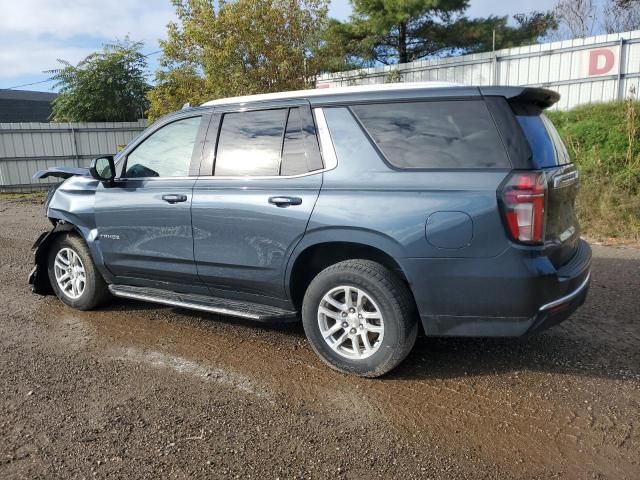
[30,216,109,294]
[286,232,413,311]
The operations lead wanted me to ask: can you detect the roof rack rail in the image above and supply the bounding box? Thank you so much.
[201,81,462,106]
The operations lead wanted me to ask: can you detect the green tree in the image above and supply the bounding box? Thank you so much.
[48,39,149,122]
[148,0,329,120]
[329,0,557,65]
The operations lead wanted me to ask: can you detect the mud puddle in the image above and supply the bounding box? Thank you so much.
[37,295,640,478]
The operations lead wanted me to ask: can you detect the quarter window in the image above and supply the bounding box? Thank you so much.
[351,101,509,169]
[124,116,202,178]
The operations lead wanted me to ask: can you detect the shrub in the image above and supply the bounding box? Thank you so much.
[548,99,640,241]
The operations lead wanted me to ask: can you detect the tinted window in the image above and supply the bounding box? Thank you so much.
[351,100,509,169]
[513,104,570,168]
[281,108,311,176]
[215,109,287,176]
[125,116,201,178]
[543,114,571,165]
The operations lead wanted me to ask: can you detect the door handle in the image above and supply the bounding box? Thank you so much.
[162,194,188,204]
[268,196,302,207]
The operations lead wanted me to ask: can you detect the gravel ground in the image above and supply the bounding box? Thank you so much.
[0,197,639,479]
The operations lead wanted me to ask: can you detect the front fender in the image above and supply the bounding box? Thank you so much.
[29,176,111,294]
[28,222,76,294]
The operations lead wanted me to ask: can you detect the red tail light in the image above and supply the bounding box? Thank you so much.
[499,171,546,244]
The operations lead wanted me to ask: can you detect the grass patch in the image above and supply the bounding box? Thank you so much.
[548,99,640,241]
[0,191,47,201]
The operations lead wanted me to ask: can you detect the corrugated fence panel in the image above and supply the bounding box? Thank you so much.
[0,119,146,192]
[317,29,640,111]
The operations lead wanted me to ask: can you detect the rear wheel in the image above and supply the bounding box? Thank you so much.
[302,260,418,377]
[47,233,110,310]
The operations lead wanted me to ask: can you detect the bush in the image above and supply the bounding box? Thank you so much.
[547,99,640,241]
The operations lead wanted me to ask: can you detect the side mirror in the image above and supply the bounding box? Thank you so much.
[89,156,115,183]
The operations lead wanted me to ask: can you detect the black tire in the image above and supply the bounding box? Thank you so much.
[302,259,418,377]
[47,233,110,310]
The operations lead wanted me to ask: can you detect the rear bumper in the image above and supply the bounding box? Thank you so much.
[404,239,592,337]
[526,270,590,335]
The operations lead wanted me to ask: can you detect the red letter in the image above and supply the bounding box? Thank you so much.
[589,49,615,76]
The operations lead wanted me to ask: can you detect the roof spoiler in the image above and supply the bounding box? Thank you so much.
[480,86,560,109]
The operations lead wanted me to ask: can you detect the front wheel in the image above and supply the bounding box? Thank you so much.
[47,233,110,310]
[302,260,418,377]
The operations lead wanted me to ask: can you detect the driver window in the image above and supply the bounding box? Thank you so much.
[124,116,202,178]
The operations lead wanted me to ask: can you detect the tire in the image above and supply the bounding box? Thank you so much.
[47,233,110,310]
[302,259,418,377]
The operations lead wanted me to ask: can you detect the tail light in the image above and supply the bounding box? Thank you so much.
[499,171,546,244]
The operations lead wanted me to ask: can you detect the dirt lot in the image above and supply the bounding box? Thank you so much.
[0,197,639,479]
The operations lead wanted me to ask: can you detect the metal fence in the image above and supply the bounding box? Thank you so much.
[316,29,640,111]
[0,120,146,192]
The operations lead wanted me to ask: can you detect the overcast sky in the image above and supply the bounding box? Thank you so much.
[0,0,560,92]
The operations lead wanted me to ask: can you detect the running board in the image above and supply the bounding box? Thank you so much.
[108,285,298,322]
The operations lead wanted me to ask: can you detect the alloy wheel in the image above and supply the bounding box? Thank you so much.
[53,247,86,299]
[317,285,385,360]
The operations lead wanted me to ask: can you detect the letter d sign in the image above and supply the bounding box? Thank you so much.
[588,49,616,76]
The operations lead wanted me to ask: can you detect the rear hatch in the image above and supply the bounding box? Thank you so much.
[512,103,580,267]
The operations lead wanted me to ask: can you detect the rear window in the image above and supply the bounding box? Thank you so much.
[512,104,570,168]
[351,100,510,169]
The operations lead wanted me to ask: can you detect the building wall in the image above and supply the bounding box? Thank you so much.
[0,90,58,122]
[0,99,55,123]
[316,30,640,110]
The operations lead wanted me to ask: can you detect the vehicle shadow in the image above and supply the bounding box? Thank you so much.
[173,306,306,336]
[100,300,169,314]
[96,254,639,383]
[389,254,640,382]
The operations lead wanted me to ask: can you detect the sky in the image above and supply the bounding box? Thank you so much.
[0,0,560,92]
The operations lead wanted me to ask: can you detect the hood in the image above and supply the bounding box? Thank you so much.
[33,166,90,180]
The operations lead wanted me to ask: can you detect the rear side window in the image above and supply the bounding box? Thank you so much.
[351,100,509,169]
[512,103,570,168]
[215,109,287,176]
[214,107,322,176]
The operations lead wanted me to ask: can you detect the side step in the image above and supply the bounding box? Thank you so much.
[108,285,298,322]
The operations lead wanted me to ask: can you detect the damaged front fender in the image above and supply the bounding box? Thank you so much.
[29,174,111,295]
[28,222,76,294]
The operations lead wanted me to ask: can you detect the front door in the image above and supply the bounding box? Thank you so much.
[192,104,324,300]
[95,114,207,292]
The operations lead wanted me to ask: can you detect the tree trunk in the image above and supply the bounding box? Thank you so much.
[398,21,407,64]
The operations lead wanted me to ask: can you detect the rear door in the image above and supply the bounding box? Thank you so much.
[192,102,324,300]
[512,103,580,266]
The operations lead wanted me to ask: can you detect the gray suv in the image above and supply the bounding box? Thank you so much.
[29,83,591,377]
